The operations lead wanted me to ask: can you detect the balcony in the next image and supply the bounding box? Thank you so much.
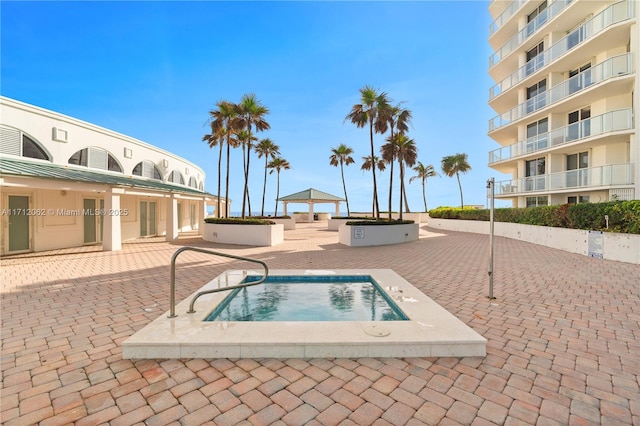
[495,163,635,196]
[489,109,633,165]
[489,0,572,68]
[489,53,634,132]
[489,0,527,37]
[489,0,634,100]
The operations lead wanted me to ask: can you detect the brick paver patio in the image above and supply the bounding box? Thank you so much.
[2,222,638,425]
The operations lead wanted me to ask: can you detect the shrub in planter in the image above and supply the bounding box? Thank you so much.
[345,219,415,226]
[204,217,275,225]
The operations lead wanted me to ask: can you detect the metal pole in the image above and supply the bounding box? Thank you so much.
[487,178,496,299]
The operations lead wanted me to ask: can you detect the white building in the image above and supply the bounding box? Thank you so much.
[488,0,638,207]
[0,97,225,255]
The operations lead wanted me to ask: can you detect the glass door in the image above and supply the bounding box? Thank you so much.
[7,195,31,253]
[140,201,157,237]
[83,199,97,244]
[566,152,589,188]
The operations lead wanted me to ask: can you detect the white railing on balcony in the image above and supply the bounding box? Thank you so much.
[489,109,633,164]
[489,53,634,132]
[489,0,527,36]
[495,163,634,195]
[489,0,634,100]
[489,0,572,67]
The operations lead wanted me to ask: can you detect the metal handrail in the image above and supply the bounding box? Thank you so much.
[168,246,269,318]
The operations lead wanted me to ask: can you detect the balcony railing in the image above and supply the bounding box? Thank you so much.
[490,0,634,100]
[495,163,635,195]
[489,0,527,36]
[489,0,572,67]
[489,109,633,164]
[489,53,634,132]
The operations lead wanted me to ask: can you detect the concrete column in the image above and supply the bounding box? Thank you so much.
[283,202,288,216]
[166,196,178,242]
[335,202,340,217]
[198,199,206,235]
[102,189,122,251]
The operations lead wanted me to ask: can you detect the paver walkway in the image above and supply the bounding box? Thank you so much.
[1,222,638,425]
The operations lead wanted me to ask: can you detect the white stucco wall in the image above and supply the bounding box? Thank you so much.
[428,218,640,264]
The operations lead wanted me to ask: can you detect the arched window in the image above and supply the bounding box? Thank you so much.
[188,176,198,189]
[132,161,162,180]
[68,147,122,172]
[0,126,51,160]
[169,170,185,185]
[199,181,204,191]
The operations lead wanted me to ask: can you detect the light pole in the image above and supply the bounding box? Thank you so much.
[486,178,496,300]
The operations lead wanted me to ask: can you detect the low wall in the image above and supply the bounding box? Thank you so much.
[428,218,640,264]
[202,223,284,246]
[338,223,419,247]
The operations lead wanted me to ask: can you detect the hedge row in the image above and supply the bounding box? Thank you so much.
[204,217,276,225]
[428,201,640,234]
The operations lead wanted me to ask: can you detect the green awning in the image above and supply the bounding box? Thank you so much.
[0,157,213,197]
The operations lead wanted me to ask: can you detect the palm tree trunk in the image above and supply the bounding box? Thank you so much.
[241,143,247,218]
[261,157,268,216]
[399,159,404,221]
[456,172,464,207]
[388,159,394,221]
[217,139,223,218]
[422,179,427,212]
[340,162,350,216]
[401,163,410,213]
[369,120,379,219]
[274,172,280,216]
[225,136,231,218]
[246,144,252,216]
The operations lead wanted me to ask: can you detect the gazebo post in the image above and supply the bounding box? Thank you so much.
[308,202,315,223]
[335,202,340,218]
[283,202,288,217]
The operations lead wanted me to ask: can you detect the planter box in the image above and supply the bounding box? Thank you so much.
[428,218,640,264]
[202,223,284,246]
[338,223,420,247]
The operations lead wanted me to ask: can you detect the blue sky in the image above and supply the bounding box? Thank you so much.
[2,1,509,213]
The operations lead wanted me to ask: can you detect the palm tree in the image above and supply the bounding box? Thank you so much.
[255,138,280,216]
[410,162,437,212]
[202,122,223,217]
[268,157,291,216]
[361,155,386,217]
[380,138,398,220]
[395,134,417,220]
[236,128,257,215]
[345,85,392,219]
[329,144,355,216]
[441,153,472,208]
[205,100,238,217]
[237,93,270,218]
[383,104,412,220]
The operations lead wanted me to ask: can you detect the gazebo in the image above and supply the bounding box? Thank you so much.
[277,188,345,223]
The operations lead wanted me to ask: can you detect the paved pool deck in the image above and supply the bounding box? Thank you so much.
[1,222,638,425]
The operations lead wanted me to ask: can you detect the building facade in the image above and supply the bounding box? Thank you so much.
[0,97,225,255]
[488,0,638,207]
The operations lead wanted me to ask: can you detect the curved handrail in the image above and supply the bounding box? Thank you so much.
[168,246,269,318]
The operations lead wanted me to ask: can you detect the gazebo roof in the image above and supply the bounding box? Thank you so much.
[278,188,344,202]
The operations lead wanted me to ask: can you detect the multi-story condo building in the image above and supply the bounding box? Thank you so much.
[487,0,638,207]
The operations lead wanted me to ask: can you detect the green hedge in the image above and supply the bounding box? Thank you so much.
[428,201,640,234]
[204,217,275,225]
[345,219,415,226]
